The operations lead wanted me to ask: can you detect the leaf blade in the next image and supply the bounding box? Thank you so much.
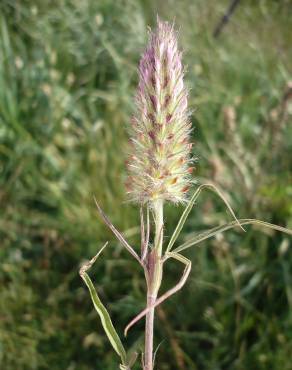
[166,183,243,253]
[173,218,292,254]
[79,243,127,365]
[94,197,141,264]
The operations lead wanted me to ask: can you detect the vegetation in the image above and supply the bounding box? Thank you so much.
[1,0,291,369]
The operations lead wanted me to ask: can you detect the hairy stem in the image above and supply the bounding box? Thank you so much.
[144,199,164,370]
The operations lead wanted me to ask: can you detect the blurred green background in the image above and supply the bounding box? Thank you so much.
[1,0,292,369]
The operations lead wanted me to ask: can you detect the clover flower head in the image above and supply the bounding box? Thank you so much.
[126,19,194,204]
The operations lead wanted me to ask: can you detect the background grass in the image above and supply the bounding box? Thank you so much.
[0,0,291,369]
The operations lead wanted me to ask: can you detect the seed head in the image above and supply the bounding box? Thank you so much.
[126,19,193,204]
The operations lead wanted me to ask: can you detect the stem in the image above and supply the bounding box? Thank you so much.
[144,199,164,370]
[153,199,164,257]
[144,294,156,370]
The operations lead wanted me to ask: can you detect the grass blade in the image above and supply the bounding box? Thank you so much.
[79,243,128,366]
[173,218,292,254]
[124,253,191,336]
[94,197,141,264]
[166,183,243,253]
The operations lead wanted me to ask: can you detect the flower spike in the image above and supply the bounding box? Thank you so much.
[126,19,193,204]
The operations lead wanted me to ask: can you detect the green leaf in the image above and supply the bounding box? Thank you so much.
[166,183,243,253]
[79,242,127,366]
[172,218,292,254]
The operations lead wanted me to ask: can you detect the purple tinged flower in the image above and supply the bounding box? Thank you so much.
[126,18,194,204]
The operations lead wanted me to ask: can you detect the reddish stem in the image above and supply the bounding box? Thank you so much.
[144,294,157,370]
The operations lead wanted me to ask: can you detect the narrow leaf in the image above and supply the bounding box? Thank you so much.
[94,197,141,264]
[124,253,191,336]
[173,218,292,254]
[166,183,243,253]
[80,243,127,366]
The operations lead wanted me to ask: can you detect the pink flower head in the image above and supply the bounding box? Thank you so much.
[126,19,194,204]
